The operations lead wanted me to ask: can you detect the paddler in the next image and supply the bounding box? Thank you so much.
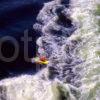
[31,56,49,65]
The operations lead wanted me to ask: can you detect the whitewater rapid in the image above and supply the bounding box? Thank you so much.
[0,0,100,100]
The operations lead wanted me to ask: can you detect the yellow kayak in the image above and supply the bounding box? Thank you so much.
[38,60,49,65]
[31,57,49,65]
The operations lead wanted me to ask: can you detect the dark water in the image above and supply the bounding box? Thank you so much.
[0,0,50,79]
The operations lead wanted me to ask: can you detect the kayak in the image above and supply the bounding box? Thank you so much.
[31,57,49,65]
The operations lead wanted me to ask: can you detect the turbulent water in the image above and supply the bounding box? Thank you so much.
[0,0,100,100]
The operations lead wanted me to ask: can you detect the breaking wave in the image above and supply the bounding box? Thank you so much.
[0,0,100,100]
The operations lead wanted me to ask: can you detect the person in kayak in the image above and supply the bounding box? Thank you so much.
[31,56,49,65]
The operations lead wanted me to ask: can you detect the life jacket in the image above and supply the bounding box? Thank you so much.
[39,56,47,61]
